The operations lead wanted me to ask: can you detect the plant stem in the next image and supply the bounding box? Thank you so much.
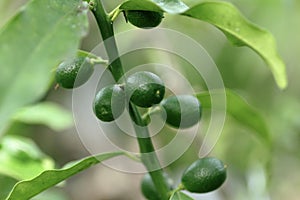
[90,1,170,199]
[129,103,170,199]
[90,0,123,81]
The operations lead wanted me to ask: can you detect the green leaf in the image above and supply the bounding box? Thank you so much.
[196,89,270,144]
[120,0,189,14]
[151,0,189,13]
[182,1,287,89]
[169,191,193,200]
[0,0,89,135]
[12,102,73,132]
[0,175,18,200]
[119,1,287,89]
[6,152,125,200]
[0,136,55,180]
[0,0,20,28]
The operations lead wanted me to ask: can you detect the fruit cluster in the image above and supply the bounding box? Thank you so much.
[92,70,202,128]
[56,57,201,128]
[55,57,226,199]
[55,56,202,128]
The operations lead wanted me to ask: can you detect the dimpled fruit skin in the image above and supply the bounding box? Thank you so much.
[141,173,173,200]
[126,71,165,108]
[126,10,163,29]
[93,85,125,122]
[181,157,226,193]
[55,56,94,89]
[160,95,201,128]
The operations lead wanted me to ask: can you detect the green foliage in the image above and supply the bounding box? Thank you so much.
[119,0,287,89]
[182,2,287,89]
[120,0,188,14]
[0,0,18,28]
[0,0,88,135]
[151,0,189,13]
[0,176,17,200]
[0,136,54,180]
[6,152,125,200]
[12,102,73,132]
[196,89,270,144]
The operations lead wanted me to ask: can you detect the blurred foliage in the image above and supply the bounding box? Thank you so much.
[0,0,88,134]
[0,135,55,180]
[0,176,17,200]
[12,102,74,132]
[196,89,270,143]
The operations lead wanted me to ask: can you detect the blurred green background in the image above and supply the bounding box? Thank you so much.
[0,0,299,199]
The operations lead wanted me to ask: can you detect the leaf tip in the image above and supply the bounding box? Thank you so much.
[273,61,288,90]
[277,76,288,90]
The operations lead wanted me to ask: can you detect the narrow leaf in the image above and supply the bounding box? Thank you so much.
[182,2,287,89]
[12,102,73,132]
[6,152,125,200]
[169,191,193,200]
[0,136,55,180]
[0,0,89,135]
[196,89,270,143]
